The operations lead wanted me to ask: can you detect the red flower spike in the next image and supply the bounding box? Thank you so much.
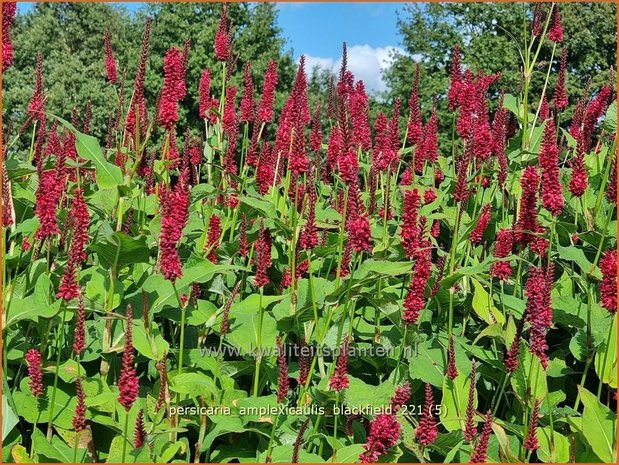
[350,81,372,151]
[569,138,588,197]
[297,337,311,386]
[198,69,212,119]
[505,318,524,374]
[515,165,540,246]
[26,348,44,397]
[158,47,184,129]
[554,48,568,110]
[254,223,272,288]
[548,6,563,43]
[390,382,411,413]
[2,2,17,71]
[104,30,118,84]
[600,249,617,313]
[489,229,514,281]
[205,215,221,263]
[222,86,238,134]
[257,60,278,123]
[275,335,290,403]
[401,189,421,259]
[359,414,401,463]
[446,335,459,380]
[525,266,553,368]
[532,3,543,37]
[28,53,45,119]
[469,411,493,463]
[72,377,87,432]
[464,360,477,443]
[523,399,541,451]
[470,204,491,244]
[239,214,249,257]
[134,409,146,448]
[403,246,432,325]
[158,180,189,282]
[214,4,231,62]
[118,305,139,411]
[415,384,438,446]
[539,119,564,215]
[330,336,350,392]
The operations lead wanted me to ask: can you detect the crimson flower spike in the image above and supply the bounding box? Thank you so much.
[329,336,350,392]
[464,360,478,443]
[26,348,43,397]
[214,4,232,62]
[118,305,139,411]
[415,384,438,446]
[257,60,278,123]
[2,2,17,71]
[390,382,411,413]
[446,335,459,380]
[539,119,564,216]
[359,413,401,463]
[72,377,87,432]
[104,30,118,85]
[469,411,493,463]
[523,399,541,451]
[600,249,617,313]
[134,409,146,448]
[276,335,289,403]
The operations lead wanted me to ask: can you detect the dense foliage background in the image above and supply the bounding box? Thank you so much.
[1,2,618,464]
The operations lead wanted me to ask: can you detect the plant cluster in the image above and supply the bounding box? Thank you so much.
[2,2,617,463]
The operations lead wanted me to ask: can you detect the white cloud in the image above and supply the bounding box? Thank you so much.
[304,44,405,94]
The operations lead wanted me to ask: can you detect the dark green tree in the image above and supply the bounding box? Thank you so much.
[2,2,297,141]
[384,2,617,130]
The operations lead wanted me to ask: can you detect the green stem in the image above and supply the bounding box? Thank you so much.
[252,288,264,397]
[121,410,130,463]
[47,303,68,440]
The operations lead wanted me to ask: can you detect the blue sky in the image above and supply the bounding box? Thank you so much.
[16,2,404,92]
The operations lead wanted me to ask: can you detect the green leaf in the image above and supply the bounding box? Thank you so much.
[226,294,281,355]
[169,372,219,400]
[2,395,19,441]
[11,444,36,463]
[90,231,150,269]
[576,386,617,463]
[6,274,62,327]
[331,444,364,463]
[31,429,88,463]
[603,100,617,133]
[105,434,152,463]
[55,116,124,189]
[43,359,84,383]
[344,376,394,410]
[471,278,505,325]
[594,313,617,388]
[557,245,601,279]
[510,344,547,404]
[440,373,474,432]
[143,259,242,313]
[536,427,570,463]
[14,378,76,430]
[132,318,170,361]
[353,259,412,280]
[200,415,246,452]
